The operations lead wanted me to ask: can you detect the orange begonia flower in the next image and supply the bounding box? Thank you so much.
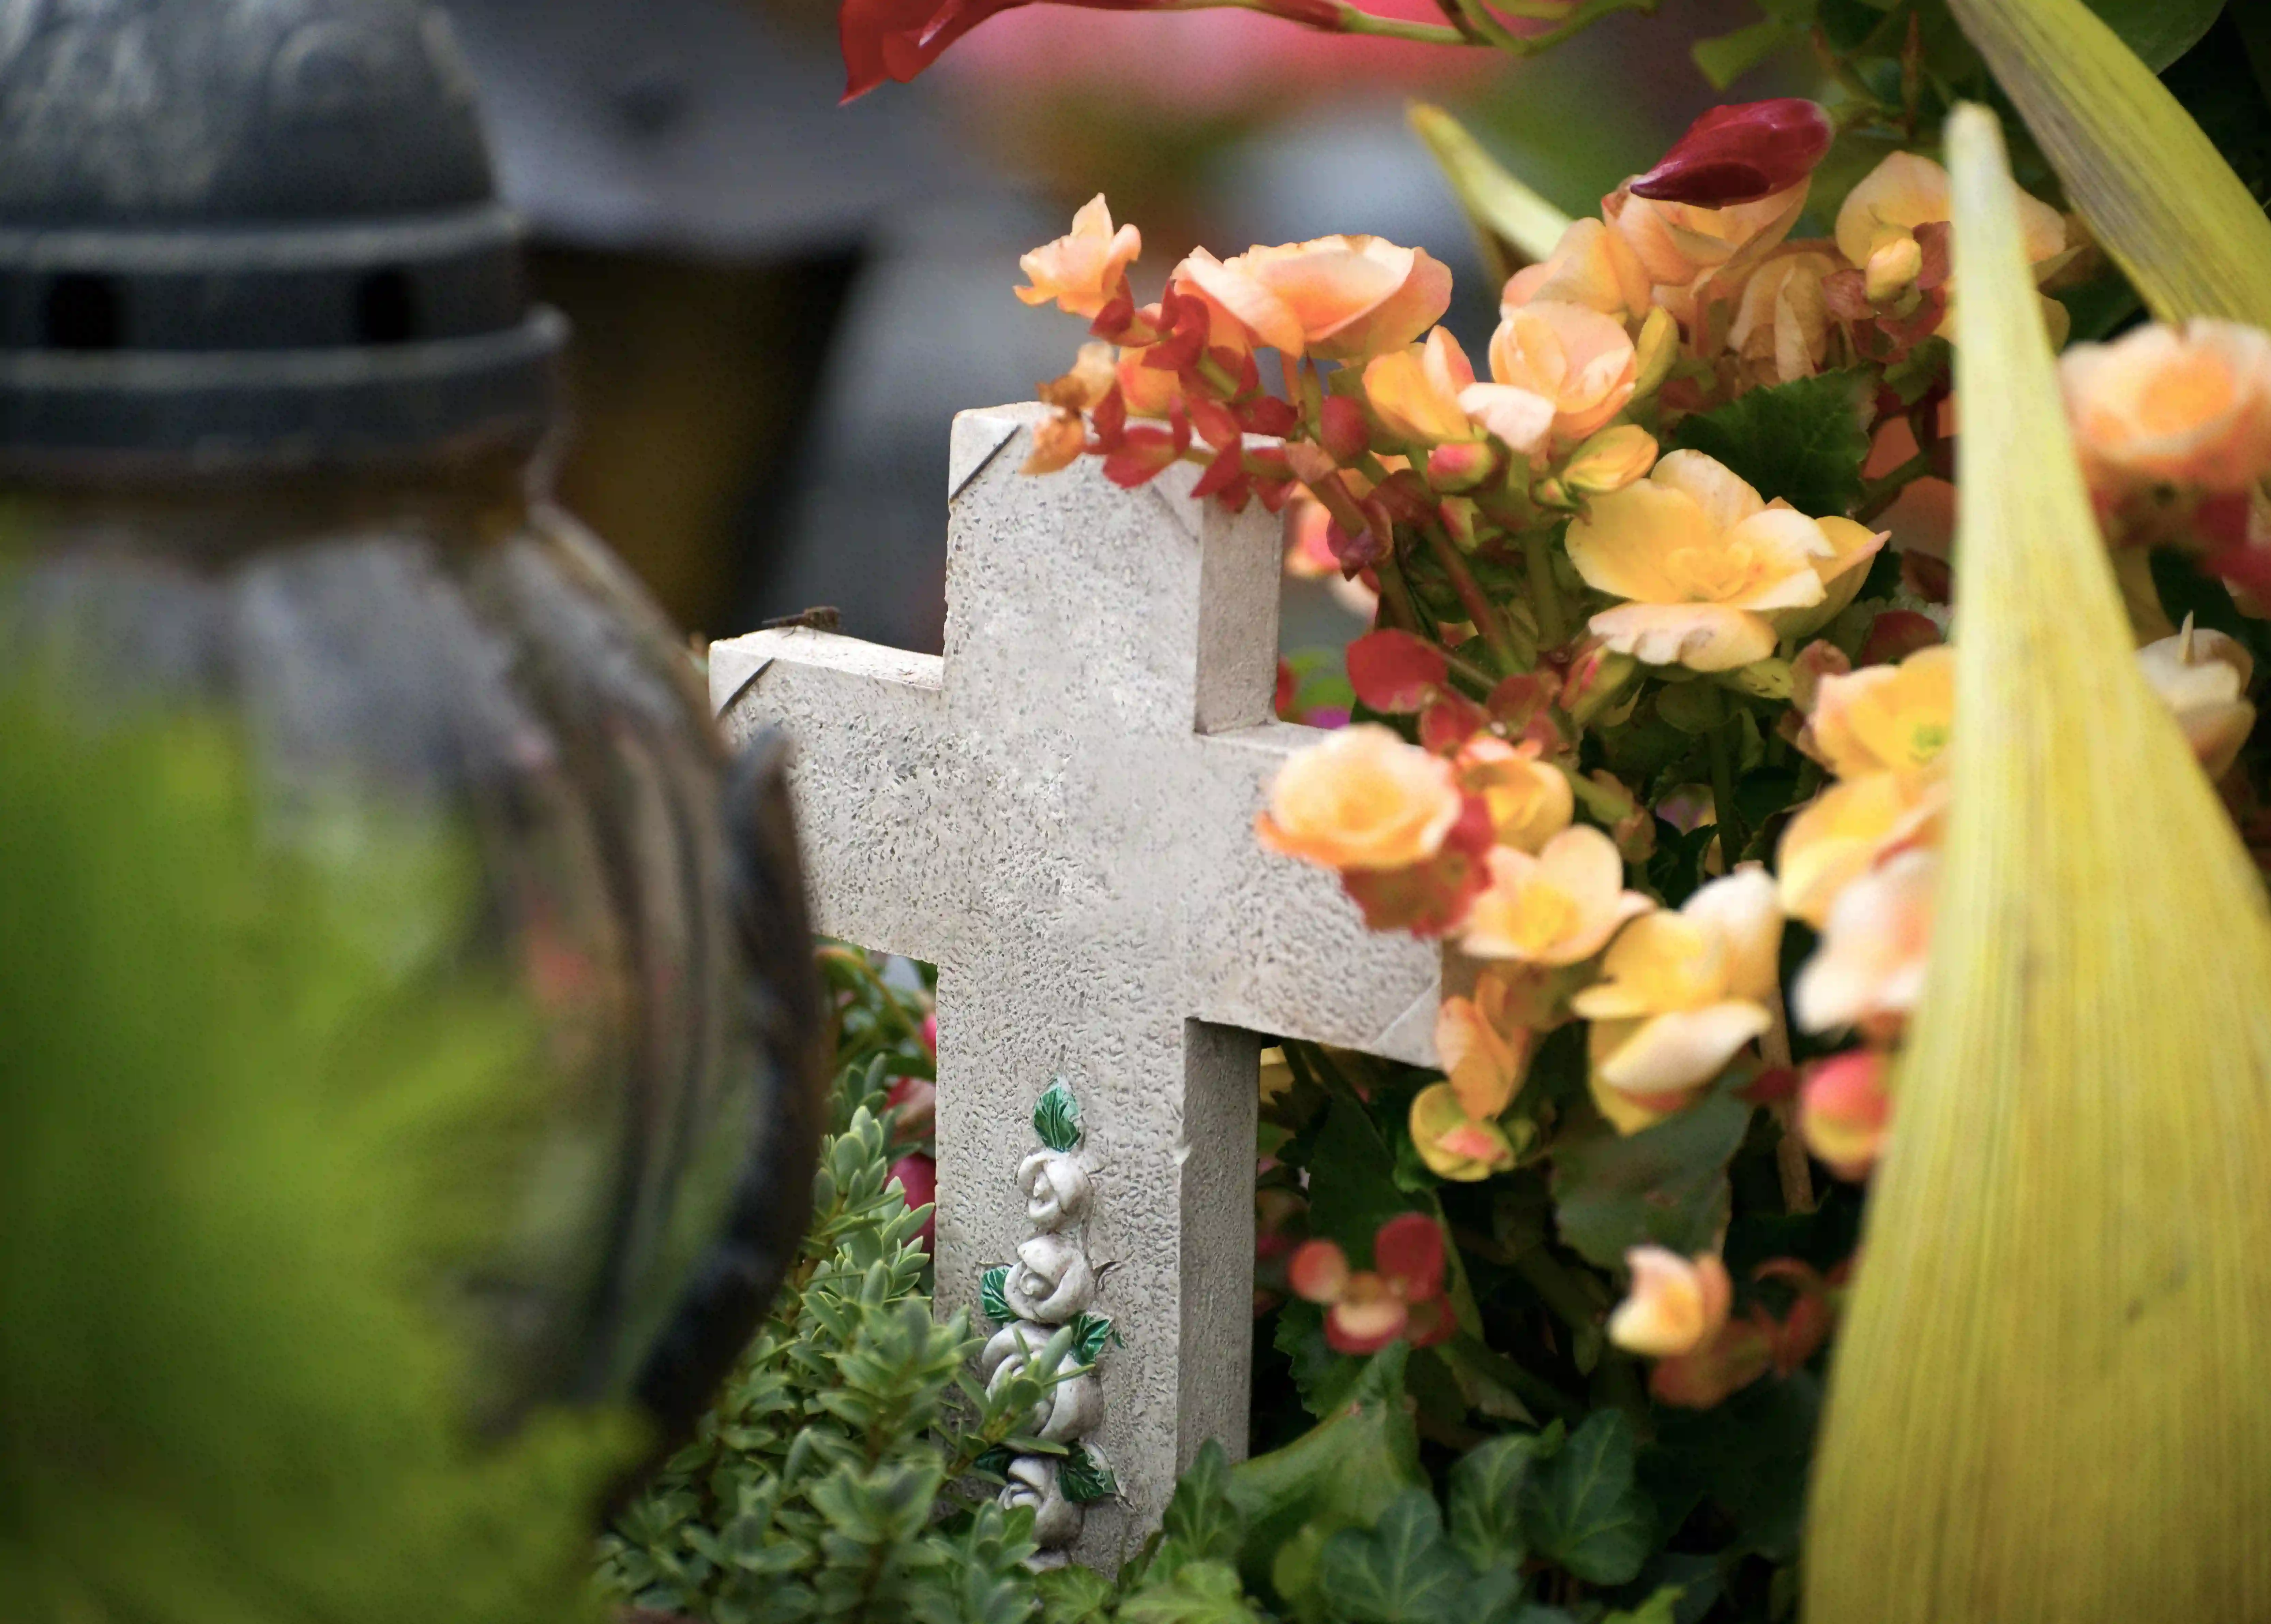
[1608,1247,1733,1358]
[1604,180,1808,329]
[2061,318,2271,495]
[1726,246,1842,387]
[1454,736,1574,854]
[1176,236,1451,362]
[1460,824,1652,966]
[1462,300,1637,456]
[1800,1049,1892,1182]
[1362,328,1479,445]
[1015,194,1141,319]
[1775,767,1946,929]
[1256,723,1464,872]
[1834,150,2065,307]
[1501,217,1653,325]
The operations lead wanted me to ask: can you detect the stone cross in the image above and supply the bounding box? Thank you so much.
[710,402,1439,1564]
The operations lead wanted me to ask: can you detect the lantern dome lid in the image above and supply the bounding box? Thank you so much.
[0,0,564,471]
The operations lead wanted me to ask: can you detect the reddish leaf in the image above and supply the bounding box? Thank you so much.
[1347,629,1449,713]
[1420,691,1488,753]
[1102,425,1181,488]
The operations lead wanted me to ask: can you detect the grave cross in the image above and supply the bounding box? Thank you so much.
[711,403,1440,1563]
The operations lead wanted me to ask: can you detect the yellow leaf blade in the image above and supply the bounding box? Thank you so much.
[1949,0,2271,325]
[1804,103,2271,1623]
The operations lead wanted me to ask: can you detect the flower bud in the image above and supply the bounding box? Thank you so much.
[1438,495,1483,552]
[1531,476,1574,511]
[1427,438,1502,492]
[1630,307,1681,400]
[2138,618,2258,779]
[1563,425,1659,496]
[1608,1247,1733,1358]
[1320,394,1371,465]
[1565,648,1639,725]
[1800,1050,1892,1180]
[1628,98,1834,207]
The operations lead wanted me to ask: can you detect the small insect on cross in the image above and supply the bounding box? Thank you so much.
[711,403,1440,1565]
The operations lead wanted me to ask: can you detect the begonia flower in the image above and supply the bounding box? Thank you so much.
[1501,218,1653,324]
[1807,645,1956,779]
[1629,99,1834,208]
[1726,247,1842,386]
[1604,181,1807,328]
[1800,1050,1892,1180]
[1177,236,1451,361]
[1775,767,1946,929]
[1289,1213,1454,1353]
[1015,195,1142,319]
[1117,345,1185,419]
[2060,318,2271,494]
[1571,864,1782,1130]
[1409,1082,1520,1181]
[1460,824,1652,966]
[1834,151,2064,307]
[1454,736,1574,853]
[1362,327,1478,444]
[1460,300,1638,456]
[1257,723,1464,872]
[1562,424,1660,496]
[1564,450,1847,672]
[1434,963,1551,1119]
[1792,847,1937,1040]
[2137,620,2258,778]
[1649,1316,1775,1408]
[1607,1246,1732,1357]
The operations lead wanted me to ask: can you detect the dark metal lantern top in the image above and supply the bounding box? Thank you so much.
[0,0,563,469]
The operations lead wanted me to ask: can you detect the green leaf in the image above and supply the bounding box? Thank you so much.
[1518,1412,1657,1586]
[1038,1564,1117,1624]
[1161,1439,1247,1567]
[1314,1490,1473,1624]
[1448,1434,1550,1571]
[1670,370,1874,520]
[1649,1374,1820,1560]
[2081,0,2223,71]
[1275,1298,1363,1420]
[1070,1312,1121,1367]
[1550,1090,1754,1270]
[971,1444,1016,1481]
[1304,1098,1418,1258]
[1604,1585,1687,1624]
[1034,1077,1082,1153]
[1060,1444,1119,1505]
[1118,1560,1266,1624]
[980,1265,1012,1328]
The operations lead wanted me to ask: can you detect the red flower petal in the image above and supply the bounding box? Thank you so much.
[1627,98,1833,206]
[1373,1212,1445,1301]
[1289,1238,1351,1303]
[1346,629,1449,714]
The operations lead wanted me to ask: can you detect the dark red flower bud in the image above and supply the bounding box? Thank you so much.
[1319,395,1370,465]
[1628,98,1834,207]
[888,1152,936,1248]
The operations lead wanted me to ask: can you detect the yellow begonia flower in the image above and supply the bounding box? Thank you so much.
[1834,151,2066,306]
[1809,644,1956,779]
[1459,300,1637,459]
[1562,425,1661,497]
[1567,450,1876,672]
[2060,318,2271,494]
[1255,723,1464,872]
[1607,1246,1732,1358]
[1455,737,1574,854]
[1461,824,1652,966]
[1604,181,1808,330]
[1363,328,1479,445]
[1791,847,1937,1039]
[1501,217,1653,325]
[1015,194,1141,320]
[1435,962,1552,1119]
[1176,235,1451,361]
[1727,247,1842,387]
[1775,767,1946,928]
[2137,620,2258,779]
[1572,864,1782,1122]
[1409,1081,1520,1181]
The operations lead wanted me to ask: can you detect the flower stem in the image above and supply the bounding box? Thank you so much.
[1854,448,1933,522]
[1375,552,1426,633]
[1426,520,1528,674]
[1708,718,1745,864]
[1521,528,1571,649]
[1761,991,1817,1214]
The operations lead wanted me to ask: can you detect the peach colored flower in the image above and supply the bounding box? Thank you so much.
[1461,825,1652,966]
[1608,1247,1732,1358]
[1807,644,1955,779]
[1410,1081,1521,1181]
[1565,450,1839,672]
[1460,301,1638,455]
[2061,318,2271,494]
[1177,235,1451,361]
[1775,767,1944,929]
[1834,151,2064,305]
[1792,847,1936,1040]
[1455,736,1574,854]
[2138,620,2258,779]
[1572,864,1782,1129]
[1726,246,1841,386]
[1016,194,1142,319]
[1562,425,1661,497]
[1604,180,1807,328]
[1435,962,1552,1118]
[1117,346,1184,419]
[1362,327,1479,445]
[1257,723,1463,872]
[1800,1050,1891,1181]
[1502,217,1653,325]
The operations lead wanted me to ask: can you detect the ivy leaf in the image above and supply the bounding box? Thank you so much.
[1519,1411,1658,1586]
[1448,1433,1550,1571]
[1314,1489,1473,1624]
[1070,1312,1121,1367]
[1034,1077,1082,1153]
[1158,1440,1246,1571]
[1670,370,1873,519]
[1648,1374,1821,1561]
[1118,1560,1265,1624]
[1037,1564,1117,1624]
[1550,1091,1754,1270]
[980,1266,1012,1328]
[1303,1098,1420,1258]
[1060,1443,1119,1505]
[1276,1298,1364,1420]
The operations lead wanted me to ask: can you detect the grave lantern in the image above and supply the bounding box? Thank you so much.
[0,0,824,1452]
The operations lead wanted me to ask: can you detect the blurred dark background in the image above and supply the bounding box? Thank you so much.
[443,0,1775,656]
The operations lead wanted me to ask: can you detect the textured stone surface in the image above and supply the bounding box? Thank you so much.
[712,403,1439,1564]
